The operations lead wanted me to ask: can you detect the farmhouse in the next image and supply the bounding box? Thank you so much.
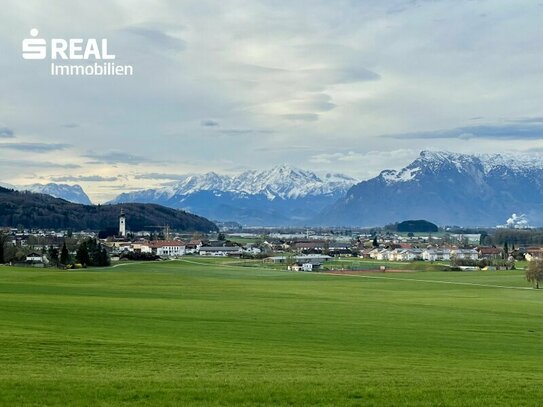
[478,247,502,260]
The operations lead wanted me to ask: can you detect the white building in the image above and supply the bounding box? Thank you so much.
[422,248,451,262]
[288,263,314,272]
[450,249,479,261]
[131,242,152,254]
[25,253,43,263]
[368,248,381,259]
[376,249,390,261]
[149,241,186,257]
[243,245,262,255]
[390,249,423,261]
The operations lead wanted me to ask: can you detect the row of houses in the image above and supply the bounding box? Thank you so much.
[107,239,258,258]
[366,248,482,262]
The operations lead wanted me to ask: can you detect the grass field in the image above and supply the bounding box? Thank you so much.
[1,259,543,406]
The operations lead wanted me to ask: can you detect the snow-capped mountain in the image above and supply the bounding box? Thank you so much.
[109,165,357,225]
[320,150,543,227]
[19,183,92,205]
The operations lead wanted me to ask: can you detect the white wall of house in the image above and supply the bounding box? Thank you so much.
[376,250,390,260]
[451,249,479,261]
[157,245,185,257]
[26,254,43,262]
[302,263,313,271]
[423,249,451,261]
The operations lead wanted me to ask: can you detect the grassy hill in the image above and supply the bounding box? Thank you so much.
[1,259,542,405]
[0,186,217,232]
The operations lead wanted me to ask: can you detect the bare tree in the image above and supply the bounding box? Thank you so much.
[526,260,543,289]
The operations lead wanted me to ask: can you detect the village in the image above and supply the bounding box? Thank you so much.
[1,209,542,271]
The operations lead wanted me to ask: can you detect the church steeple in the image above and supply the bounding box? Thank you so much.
[119,208,126,238]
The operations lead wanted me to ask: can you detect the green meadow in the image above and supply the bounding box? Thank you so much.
[1,259,542,406]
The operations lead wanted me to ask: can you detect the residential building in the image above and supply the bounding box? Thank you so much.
[451,248,479,261]
[478,247,502,260]
[422,248,451,261]
[149,241,186,257]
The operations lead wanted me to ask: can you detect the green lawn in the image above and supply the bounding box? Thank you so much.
[0,260,542,406]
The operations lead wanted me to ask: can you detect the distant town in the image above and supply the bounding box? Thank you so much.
[2,208,542,272]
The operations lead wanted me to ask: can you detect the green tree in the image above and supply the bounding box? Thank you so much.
[60,242,70,265]
[323,241,330,255]
[526,260,543,289]
[76,242,90,266]
[285,253,296,268]
[100,247,110,267]
[3,244,16,263]
[372,237,379,248]
[0,231,7,264]
[479,231,492,246]
[82,239,110,267]
[47,246,59,266]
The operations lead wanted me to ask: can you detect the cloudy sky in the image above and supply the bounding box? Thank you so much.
[1,0,542,202]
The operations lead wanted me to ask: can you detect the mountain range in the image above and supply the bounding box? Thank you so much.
[5,151,543,227]
[108,165,357,225]
[323,150,543,227]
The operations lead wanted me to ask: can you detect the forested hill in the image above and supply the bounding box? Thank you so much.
[0,187,218,232]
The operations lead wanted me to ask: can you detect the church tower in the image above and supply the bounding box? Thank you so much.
[119,209,126,238]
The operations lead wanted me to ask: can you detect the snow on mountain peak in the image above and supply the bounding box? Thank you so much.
[139,165,357,200]
[380,150,543,184]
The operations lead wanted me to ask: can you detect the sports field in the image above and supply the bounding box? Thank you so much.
[1,259,542,406]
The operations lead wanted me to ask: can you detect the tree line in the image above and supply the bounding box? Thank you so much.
[481,230,543,246]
